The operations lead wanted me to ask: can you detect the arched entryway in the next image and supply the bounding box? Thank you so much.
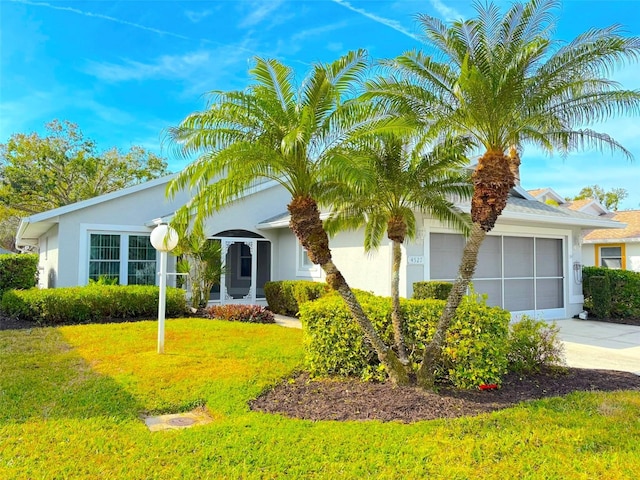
[209,230,271,304]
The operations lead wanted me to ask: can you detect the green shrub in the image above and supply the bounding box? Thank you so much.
[412,281,453,300]
[507,316,565,374]
[582,266,640,319]
[205,304,275,323]
[300,291,510,388]
[0,253,38,295]
[588,275,611,318]
[0,285,187,325]
[264,280,329,316]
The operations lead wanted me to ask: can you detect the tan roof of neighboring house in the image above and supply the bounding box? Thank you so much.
[583,210,640,242]
[527,188,547,197]
[564,198,593,211]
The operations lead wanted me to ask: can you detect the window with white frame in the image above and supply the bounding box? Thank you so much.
[296,242,320,277]
[88,233,156,285]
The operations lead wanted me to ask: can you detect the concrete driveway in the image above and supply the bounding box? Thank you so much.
[555,319,640,375]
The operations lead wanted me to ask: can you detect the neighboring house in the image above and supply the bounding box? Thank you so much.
[582,210,640,272]
[527,188,609,216]
[16,177,621,320]
[528,187,639,273]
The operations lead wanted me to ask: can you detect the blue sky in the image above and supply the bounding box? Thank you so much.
[2,0,639,209]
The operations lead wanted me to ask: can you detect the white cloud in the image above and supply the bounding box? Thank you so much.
[185,9,214,23]
[428,0,463,21]
[331,0,421,42]
[292,21,348,42]
[10,0,191,40]
[84,51,213,82]
[239,0,286,28]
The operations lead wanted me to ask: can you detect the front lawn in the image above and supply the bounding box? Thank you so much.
[1,319,639,479]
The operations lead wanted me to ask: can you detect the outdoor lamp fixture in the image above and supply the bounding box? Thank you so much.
[150,223,179,354]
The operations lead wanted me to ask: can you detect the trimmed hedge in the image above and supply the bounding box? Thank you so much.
[583,266,640,319]
[205,304,275,323]
[264,280,330,316]
[300,292,510,388]
[0,253,38,295]
[413,281,453,300]
[1,285,187,326]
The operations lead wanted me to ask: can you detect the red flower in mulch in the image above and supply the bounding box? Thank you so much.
[478,384,498,390]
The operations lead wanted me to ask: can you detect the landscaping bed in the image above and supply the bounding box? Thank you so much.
[251,369,640,422]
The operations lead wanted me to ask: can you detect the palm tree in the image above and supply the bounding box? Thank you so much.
[166,51,411,384]
[324,133,472,364]
[367,0,640,388]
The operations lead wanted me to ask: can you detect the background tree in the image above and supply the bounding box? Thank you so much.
[0,120,170,250]
[324,133,472,364]
[167,51,413,384]
[368,0,640,387]
[570,185,628,211]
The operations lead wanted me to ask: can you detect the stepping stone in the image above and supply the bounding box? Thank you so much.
[142,407,214,432]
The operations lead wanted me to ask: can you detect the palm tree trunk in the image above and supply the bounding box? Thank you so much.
[288,195,410,385]
[417,149,514,390]
[416,223,486,389]
[391,240,409,364]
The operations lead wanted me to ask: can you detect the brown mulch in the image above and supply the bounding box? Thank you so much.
[250,369,640,423]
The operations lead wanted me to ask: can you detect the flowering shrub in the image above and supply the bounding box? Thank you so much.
[205,304,275,324]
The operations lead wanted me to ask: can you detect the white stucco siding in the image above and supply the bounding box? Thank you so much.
[54,183,190,287]
[37,224,59,288]
[581,241,640,272]
[205,184,290,241]
[329,229,392,297]
[581,244,596,268]
[626,243,640,272]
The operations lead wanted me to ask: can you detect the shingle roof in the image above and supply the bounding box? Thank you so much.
[583,210,640,242]
[257,195,622,229]
[564,198,592,211]
[527,188,548,197]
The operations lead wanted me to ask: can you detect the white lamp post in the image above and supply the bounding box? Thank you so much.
[150,223,179,354]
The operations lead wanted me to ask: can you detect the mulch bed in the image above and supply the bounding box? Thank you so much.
[250,370,640,423]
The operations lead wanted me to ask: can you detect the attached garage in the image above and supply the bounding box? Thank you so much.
[430,233,565,319]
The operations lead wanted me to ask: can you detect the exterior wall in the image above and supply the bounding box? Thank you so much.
[55,182,190,287]
[272,229,325,282]
[37,224,59,288]
[627,243,640,272]
[583,241,640,272]
[203,184,291,243]
[581,243,596,268]
[329,229,392,297]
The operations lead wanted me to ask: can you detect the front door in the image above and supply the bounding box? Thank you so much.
[217,237,271,304]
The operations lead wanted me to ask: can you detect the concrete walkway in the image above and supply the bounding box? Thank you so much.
[554,319,640,375]
[273,314,302,329]
[273,313,640,375]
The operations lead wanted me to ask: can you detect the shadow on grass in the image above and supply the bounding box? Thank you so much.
[0,327,142,424]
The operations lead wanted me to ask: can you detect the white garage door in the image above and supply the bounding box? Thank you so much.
[430,233,565,319]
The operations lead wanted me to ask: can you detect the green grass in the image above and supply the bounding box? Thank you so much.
[1,319,639,479]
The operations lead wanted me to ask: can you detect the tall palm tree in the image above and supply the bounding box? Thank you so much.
[324,133,472,364]
[367,0,640,388]
[166,51,411,384]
